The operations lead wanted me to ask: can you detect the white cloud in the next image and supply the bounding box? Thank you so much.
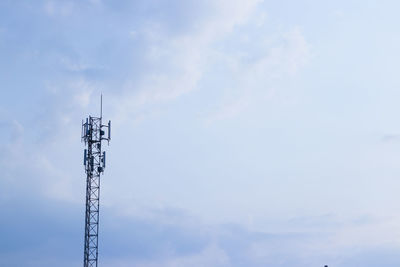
[205,27,310,123]
[88,0,102,5]
[110,1,311,126]
[44,1,75,17]
[72,80,94,108]
[9,120,24,141]
[113,0,264,122]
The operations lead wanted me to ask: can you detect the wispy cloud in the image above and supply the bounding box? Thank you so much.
[112,0,264,121]
[381,134,400,143]
[205,27,311,123]
[2,197,395,267]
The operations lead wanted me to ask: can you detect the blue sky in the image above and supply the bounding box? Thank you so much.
[2,0,400,266]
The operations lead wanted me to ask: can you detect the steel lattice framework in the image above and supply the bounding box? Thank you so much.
[81,99,111,267]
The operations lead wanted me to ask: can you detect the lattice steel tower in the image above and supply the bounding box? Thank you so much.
[81,96,111,267]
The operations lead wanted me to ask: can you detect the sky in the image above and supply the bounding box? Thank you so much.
[1,0,400,266]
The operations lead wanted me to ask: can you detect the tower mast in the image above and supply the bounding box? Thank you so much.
[81,96,111,267]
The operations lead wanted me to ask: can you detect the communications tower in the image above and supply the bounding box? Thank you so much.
[81,96,111,267]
